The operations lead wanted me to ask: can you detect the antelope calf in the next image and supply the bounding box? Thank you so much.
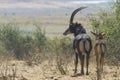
[63,7,92,75]
[91,32,107,79]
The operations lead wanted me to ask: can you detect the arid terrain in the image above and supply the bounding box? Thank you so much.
[0,16,119,80]
[0,0,120,80]
[0,59,119,80]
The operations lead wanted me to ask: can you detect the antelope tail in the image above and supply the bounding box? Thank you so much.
[84,39,92,54]
[100,43,106,53]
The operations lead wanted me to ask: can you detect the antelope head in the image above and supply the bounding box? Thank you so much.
[63,7,87,36]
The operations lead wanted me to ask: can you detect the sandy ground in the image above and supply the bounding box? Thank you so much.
[0,61,120,80]
[0,60,118,80]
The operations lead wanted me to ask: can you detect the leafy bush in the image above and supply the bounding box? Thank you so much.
[0,23,34,59]
[0,23,74,69]
[90,1,120,65]
[33,26,47,52]
[45,37,73,74]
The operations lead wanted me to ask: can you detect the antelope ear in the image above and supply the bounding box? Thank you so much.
[102,33,106,36]
[75,22,78,24]
[91,31,97,36]
[70,23,73,26]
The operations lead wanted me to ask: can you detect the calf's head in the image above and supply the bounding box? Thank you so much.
[91,31,106,40]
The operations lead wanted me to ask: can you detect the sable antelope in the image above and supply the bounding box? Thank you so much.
[91,32,107,80]
[63,7,92,75]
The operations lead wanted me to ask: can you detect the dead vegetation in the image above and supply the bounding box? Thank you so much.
[0,52,119,80]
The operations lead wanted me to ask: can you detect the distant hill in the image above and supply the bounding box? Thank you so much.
[0,0,114,18]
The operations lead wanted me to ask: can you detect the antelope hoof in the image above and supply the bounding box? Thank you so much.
[81,72,84,75]
[71,74,77,77]
[71,72,78,77]
[86,72,89,75]
[74,70,77,74]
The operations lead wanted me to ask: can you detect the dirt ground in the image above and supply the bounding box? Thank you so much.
[0,60,119,80]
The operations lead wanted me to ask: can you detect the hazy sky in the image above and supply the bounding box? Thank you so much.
[0,0,114,9]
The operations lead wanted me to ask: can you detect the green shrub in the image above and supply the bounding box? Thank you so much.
[90,1,120,65]
[0,23,74,64]
[33,26,47,52]
[0,23,34,59]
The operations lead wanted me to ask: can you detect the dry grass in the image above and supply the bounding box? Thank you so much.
[0,51,119,80]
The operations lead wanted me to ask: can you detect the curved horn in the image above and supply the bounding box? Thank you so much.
[70,7,87,24]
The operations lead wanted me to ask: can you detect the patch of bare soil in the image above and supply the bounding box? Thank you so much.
[0,60,119,80]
